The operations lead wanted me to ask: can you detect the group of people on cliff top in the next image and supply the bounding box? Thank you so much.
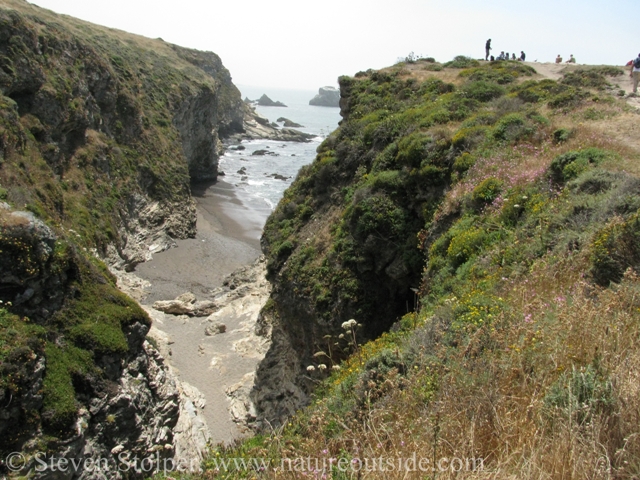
[484,39,525,62]
[485,39,581,64]
[555,54,576,63]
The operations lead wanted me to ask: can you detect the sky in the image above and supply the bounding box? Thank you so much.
[27,0,640,91]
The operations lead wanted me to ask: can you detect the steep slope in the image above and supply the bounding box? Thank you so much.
[0,0,246,475]
[0,0,246,269]
[217,58,640,478]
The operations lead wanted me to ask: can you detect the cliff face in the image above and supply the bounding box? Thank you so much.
[0,0,244,475]
[0,0,245,268]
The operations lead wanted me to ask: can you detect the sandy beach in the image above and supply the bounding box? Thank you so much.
[135,180,270,302]
[134,180,272,444]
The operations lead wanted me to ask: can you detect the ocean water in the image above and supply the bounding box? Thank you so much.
[219,86,342,210]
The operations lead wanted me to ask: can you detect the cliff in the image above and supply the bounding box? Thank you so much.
[234,58,640,476]
[0,0,245,475]
[0,0,247,269]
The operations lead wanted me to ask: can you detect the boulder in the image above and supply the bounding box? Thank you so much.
[205,322,227,336]
[309,86,340,107]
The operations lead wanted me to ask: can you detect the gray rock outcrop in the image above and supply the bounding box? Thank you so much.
[276,117,304,128]
[309,86,340,107]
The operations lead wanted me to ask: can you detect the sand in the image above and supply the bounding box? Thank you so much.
[134,180,272,444]
[135,181,270,302]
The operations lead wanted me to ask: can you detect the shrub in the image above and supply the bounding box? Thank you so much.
[549,148,609,182]
[560,67,622,89]
[543,365,614,425]
[552,128,571,144]
[492,113,530,142]
[451,126,489,150]
[423,63,444,72]
[511,79,586,108]
[444,55,480,69]
[350,193,407,240]
[590,210,640,285]
[447,226,486,266]
[396,132,431,168]
[472,177,503,204]
[368,170,403,194]
[453,152,476,173]
[463,81,506,102]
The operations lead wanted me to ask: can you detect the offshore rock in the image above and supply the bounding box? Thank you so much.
[276,117,304,128]
[309,86,340,107]
[256,94,287,107]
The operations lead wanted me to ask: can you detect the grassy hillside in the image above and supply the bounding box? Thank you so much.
[0,0,245,464]
[209,58,640,478]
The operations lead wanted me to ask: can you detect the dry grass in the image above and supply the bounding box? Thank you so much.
[243,264,639,480]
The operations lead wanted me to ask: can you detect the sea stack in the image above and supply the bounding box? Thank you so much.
[309,86,340,107]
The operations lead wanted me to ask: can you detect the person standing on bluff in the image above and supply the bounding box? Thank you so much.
[631,53,640,94]
[485,39,492,61]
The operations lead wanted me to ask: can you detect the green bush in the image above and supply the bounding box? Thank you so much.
[458,62,534,85]
[590,210,640,285]
[492,113,530,142]
[463,81,506,102]
[368,170,403,194]
[447,226,486,267]
[396,132,431,168]
[453,152,476,174]
[350,193,407,240]
[544,365,614,425]
[472,177,503,204]
[444,55,480,69]
[552,128,572,144]
[511,79,586,108]
[549,148,609,182]
[451,126,489,150]
[560,67,622,89]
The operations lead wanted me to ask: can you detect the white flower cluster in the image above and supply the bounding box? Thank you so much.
[341,319,357,330]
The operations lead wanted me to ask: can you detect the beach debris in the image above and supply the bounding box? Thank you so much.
[152,293,219,317]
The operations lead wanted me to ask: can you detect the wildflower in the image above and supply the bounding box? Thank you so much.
[318,364,327,371]
[306,365,316,372]
[341,319,357,330]
[332,365,341,371]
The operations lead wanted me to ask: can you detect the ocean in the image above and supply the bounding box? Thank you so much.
[220,86,342,210]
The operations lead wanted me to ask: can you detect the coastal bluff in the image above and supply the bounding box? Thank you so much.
[0,0,253,474]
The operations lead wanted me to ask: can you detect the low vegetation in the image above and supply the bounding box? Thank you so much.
[204,57,640,478]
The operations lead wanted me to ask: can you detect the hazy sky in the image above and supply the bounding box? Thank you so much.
[28,0,640,91]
